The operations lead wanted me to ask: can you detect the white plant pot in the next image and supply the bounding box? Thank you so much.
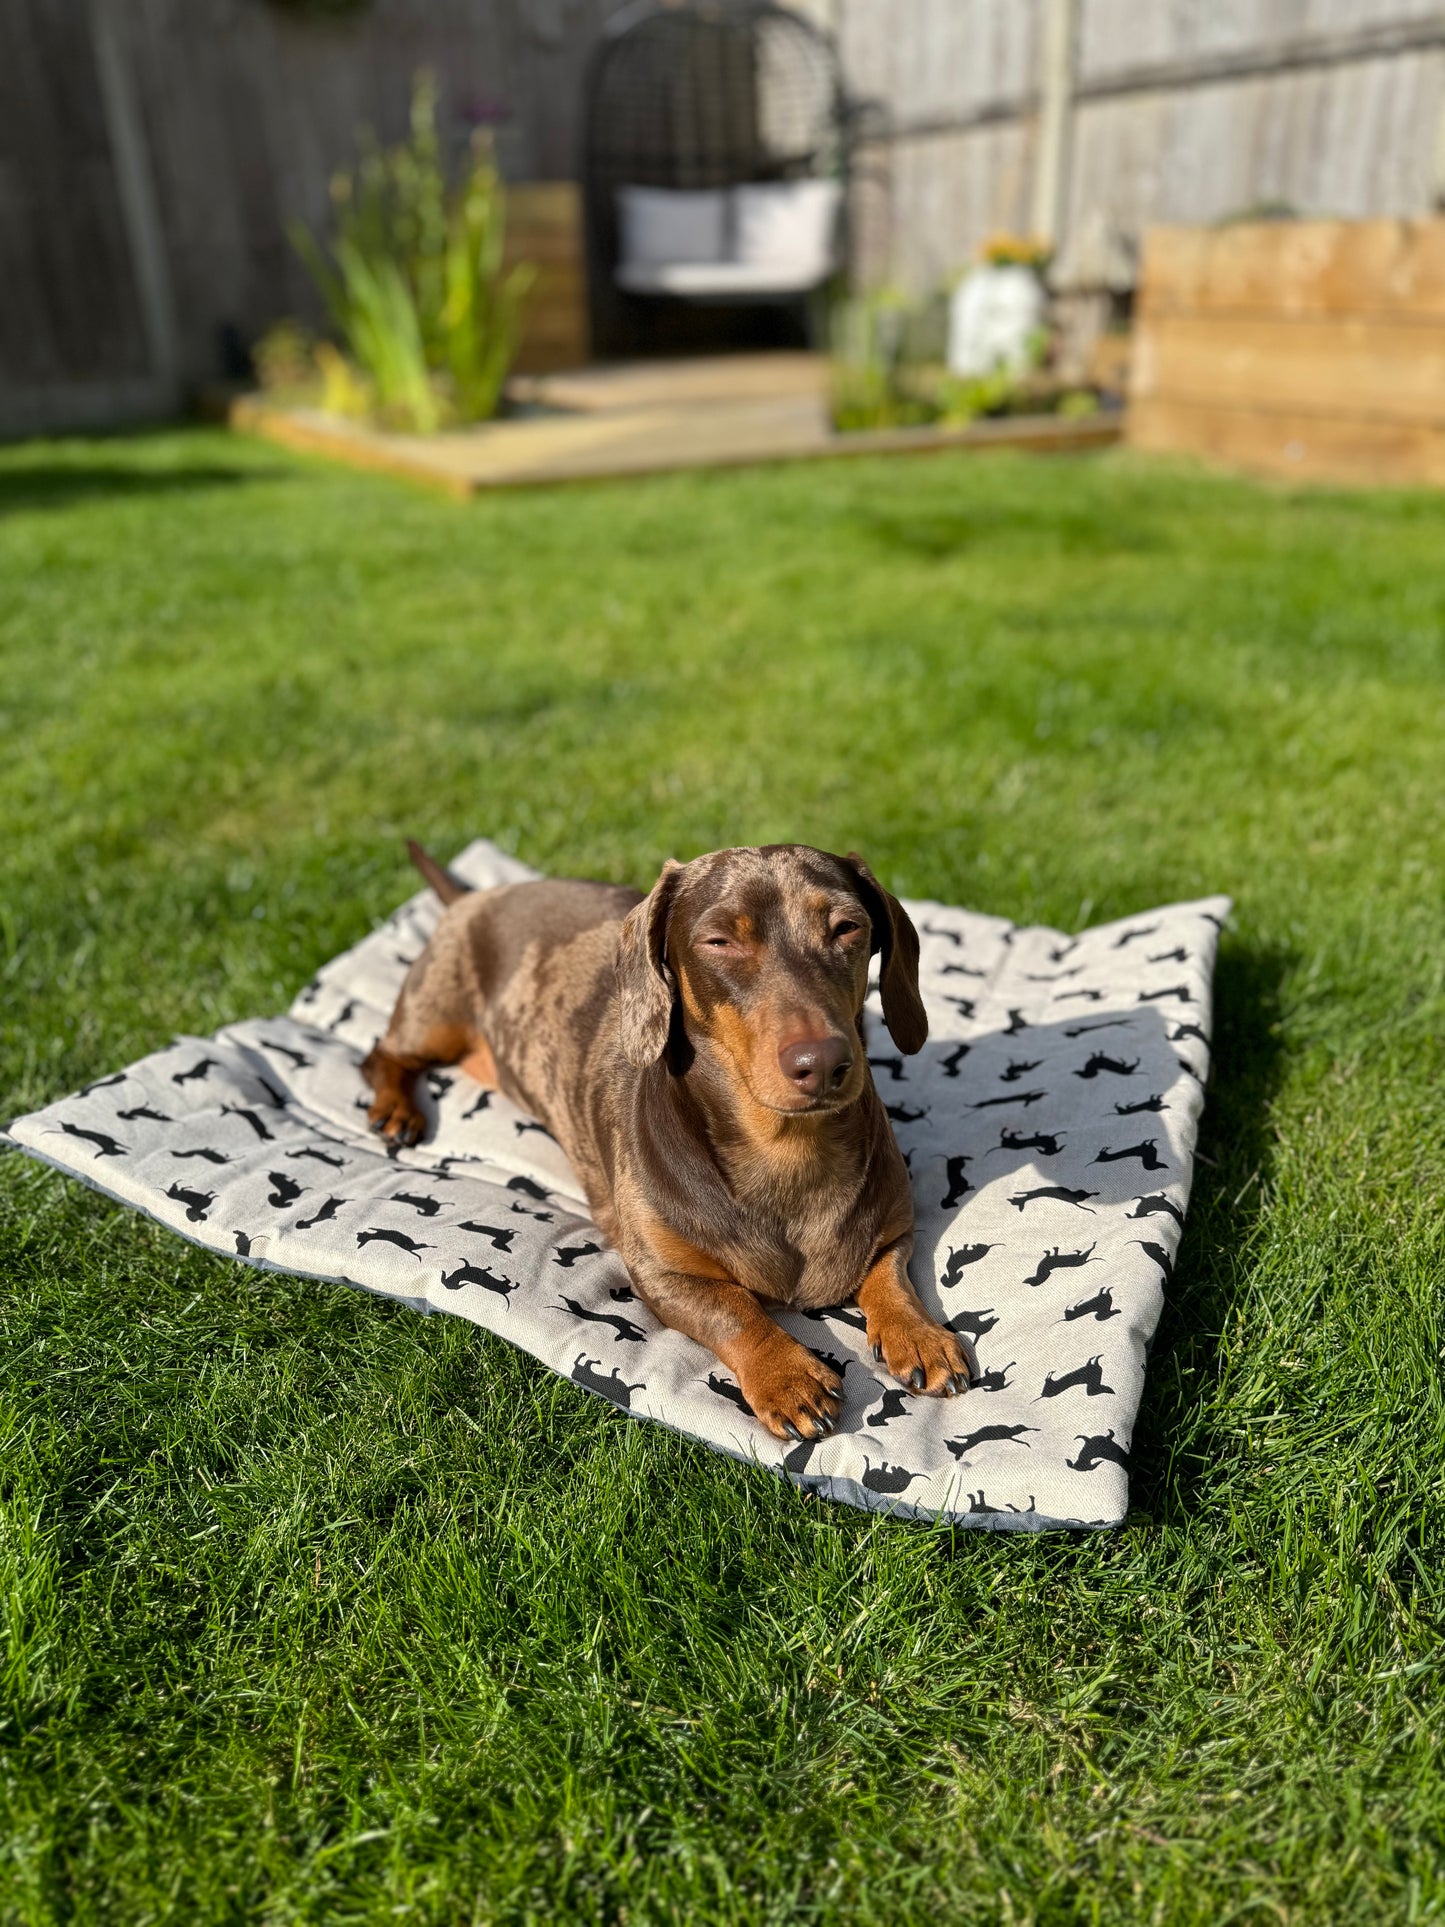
[947,265,1047,378]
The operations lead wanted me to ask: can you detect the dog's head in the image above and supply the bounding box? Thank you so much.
[616,844,926,1112]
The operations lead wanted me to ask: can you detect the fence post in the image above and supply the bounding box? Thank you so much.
[1030,0,1077,249]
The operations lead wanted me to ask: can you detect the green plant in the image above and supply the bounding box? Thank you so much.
[291,72,533,431]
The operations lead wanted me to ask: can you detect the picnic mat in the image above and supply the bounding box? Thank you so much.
[6,840,1228,1531]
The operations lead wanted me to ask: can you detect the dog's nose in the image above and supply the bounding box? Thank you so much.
[778,1034,852,1099]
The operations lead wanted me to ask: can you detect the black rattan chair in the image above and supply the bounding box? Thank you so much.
[583,1,853,359]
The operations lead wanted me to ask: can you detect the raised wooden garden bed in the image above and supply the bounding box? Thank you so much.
[1128,218,1445,486]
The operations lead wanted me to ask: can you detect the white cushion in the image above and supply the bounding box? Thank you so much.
[616,186,728,269]
[733,178,840,276]
[615,259,830,296]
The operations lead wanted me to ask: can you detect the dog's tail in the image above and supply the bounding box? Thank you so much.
[406,840,469,907]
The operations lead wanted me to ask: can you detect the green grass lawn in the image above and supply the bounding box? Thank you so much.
[1,428,1443,1925]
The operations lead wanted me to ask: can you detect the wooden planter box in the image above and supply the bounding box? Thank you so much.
[1128,219,1445,487]
[505,182,589,375]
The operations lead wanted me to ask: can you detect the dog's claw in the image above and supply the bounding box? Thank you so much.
[910,1367,926,1391]
[784,1421,802,1441]
[873,1345,883,1362]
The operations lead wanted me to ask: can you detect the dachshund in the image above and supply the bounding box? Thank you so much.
[362,841,972,1441]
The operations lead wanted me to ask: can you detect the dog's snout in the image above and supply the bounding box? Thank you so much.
[778,1034,852,1099]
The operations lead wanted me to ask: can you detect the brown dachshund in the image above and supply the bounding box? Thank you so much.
[362,842,973,1440]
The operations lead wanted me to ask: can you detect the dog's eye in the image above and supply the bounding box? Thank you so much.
[831,920,862,941]
[699,935,733,950]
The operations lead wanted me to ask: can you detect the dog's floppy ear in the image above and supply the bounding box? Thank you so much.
[616,859,684,1068]
[844,853,928,1055]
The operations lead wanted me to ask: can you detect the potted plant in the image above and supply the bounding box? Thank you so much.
[947,233,1051,380]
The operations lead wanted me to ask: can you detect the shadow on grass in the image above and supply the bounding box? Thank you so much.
[1126,935,1294,1521]
[0,463,285,516]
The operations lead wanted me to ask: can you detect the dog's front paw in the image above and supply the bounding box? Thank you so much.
[737,1342,844,1442]
[868,1306,971,1397]
[367,1090,426,1149]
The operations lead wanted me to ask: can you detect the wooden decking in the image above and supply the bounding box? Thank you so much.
[226,354,1120,498]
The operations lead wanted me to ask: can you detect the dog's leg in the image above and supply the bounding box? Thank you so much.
[856,1244,972,1397]
[362,1021,472,1149]
[636,1262,844,1442]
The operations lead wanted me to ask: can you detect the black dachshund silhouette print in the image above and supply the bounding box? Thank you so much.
[117,1104,172,1123]
[862,1460,920,1495]
[999,1058,1042,1083]
[52,1121,127,1158]
[966,1490,995,1514]
[972,1360,1014,1392]
[945,1306,999,1342]
[886,1103,926,1125]
[946,1423,1036,1460]
[570,1356,643,1418]
[557,1295,645,1342]
[256,1076,288,1108]
[327,999,358,1031]
[258,1038,313,1069]
[461,1090,492,1119]
[1170,1022,1210,1048]
[510,1203,554,1221]
[706,1372,752,1414]
[1113,924,1161,949]
[782,1436,818,1475]
[972,1089,1046,1110]
[1040,1356,1114,1399]
[997,1127,1065,1157]
[1148,946,1188,965]
[170,1147,231,1165]
[1175,1055,1204,1084]
[1114,1094,1167,1115]
[1049,938,1082,963]
[233,1230,253,1256]
[266,1171,304,1208]
[940,1244,994,1289]
[356,1226,430,1258]
[609,1285,636,1303]
[1063,1286,1119,1323]
[456,1221,518,1251]
[1025,966,1083,982]
[296,1195,348,1230]
[941,1155,973,1208]
[1093,1139,1167,1171]
[287,1146,346,1168]
[809,1348,849,1380]
[1128,1192,1184,1227]
[940,960,986,979]
[1073,1053,1138,1079]
[940,994,976,1019]
[922,923,962,947]
[220,1103,274,1142]
[165,1181,214,1223]
[1010,1186,1098,1213]
[507,1175,552,1203]
[1056,988,1105,1004]
[1025,1244,1099,1287]
[1137,984,1191,1004]
[515,1118,557,1140]
[867,1054,905,1082]
[939,1043,972,1078]
[390,1191,443,1217]
[800,1303,869,1334]
[1067,1430,1129,1471]
[867,1388,910,1428]
[78,1072,127,1096]
[553,1242,601,1268]
[441,1263,515,1300]
[1003,1008,1029,1035]
[172,1057,220,1086]
[1133,1241,1176,1287]
[424,1070,455,1099]
[1065,1017,1134,1039]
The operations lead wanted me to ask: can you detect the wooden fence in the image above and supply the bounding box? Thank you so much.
[6,0,1445,434]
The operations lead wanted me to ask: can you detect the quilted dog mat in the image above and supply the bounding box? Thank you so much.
[7,840,1228,1531]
